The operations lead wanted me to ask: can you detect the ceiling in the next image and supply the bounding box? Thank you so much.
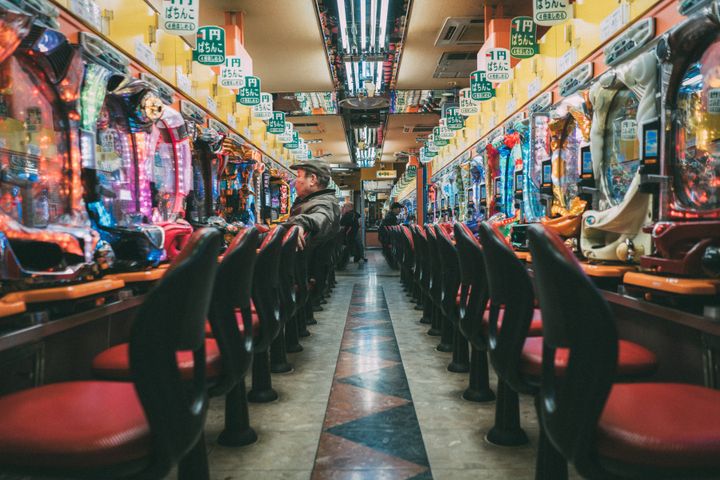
[198,0,532,186]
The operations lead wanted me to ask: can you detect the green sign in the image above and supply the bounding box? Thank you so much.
[433,127,449,147]
[267,111,285,134]
[284,131,300,149]
[511,17,539,59]
[421,146,438,158]
[236,76,261,106]
[426,137,439,153]
[470,70,495,101]
[193,26,225,65]
[445,107,465,130]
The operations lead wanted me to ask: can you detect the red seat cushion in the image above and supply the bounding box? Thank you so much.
[597,383,720,469]
[520,337,657,377]
[483,307,543,336]
[205,310,260,337]
[0,381,150,468]
[92,339,222,381]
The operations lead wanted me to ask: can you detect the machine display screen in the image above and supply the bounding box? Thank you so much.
[0,56,68,228]
[581,149,593,177]
[602,88,640,206]
[673,38,720,211]
[542,162,552,187]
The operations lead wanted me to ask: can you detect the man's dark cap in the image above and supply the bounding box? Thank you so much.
[390,202,403,210]
[290,160,332,182]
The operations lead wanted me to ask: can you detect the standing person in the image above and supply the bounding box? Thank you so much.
[340,202,366,264]
[283,160,340,250]
[379,202,403,266]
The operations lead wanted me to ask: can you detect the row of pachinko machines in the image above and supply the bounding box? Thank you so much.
[0,3,295,299]
[427,3,720,316]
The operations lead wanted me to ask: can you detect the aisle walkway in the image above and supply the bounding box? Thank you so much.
[193,250,576,479]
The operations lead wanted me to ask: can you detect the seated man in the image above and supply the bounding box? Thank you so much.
[284,160,341,250]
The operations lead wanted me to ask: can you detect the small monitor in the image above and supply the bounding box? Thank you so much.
[494,177,502,199]
[541,160,552,187]
[480,183,486,201]
[514,171,524,196]
[581,147,593,178]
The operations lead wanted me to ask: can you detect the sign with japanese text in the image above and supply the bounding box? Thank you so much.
[534,0,572,26]
[252,92,273,120]
[193,26,225,65]
[510,17,538,58]
[236,76,261,105]
[485,48,512,82]
[267,111,286,134]
[438,120,455,140]
[277,121,294,143]
[433,127,450,147]
[470,71,495,101]
[444,106,465,130]
[220,56,247,89]
[426,136,439,153]
[283,131,300,150]
[161,0,198,35]
[459,88,479,116]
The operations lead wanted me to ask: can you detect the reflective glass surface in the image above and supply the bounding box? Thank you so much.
[603,88,640,206]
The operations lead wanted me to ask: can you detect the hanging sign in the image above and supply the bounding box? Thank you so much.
[485,48,512,82]
[292,142,308,157]
[426,136,440,153]
[510,17,538,58]
[252,92,273,120]
[236,76,261,105]
[533,0,572,26]
[284,131,300,150]
[376,170,397,179]
[433,127,450,147]
[267,111,286,134]
[277,122,294,143]
[421,146,438,158]
[444,107,465,130]
[438,120,455,140]
[470,71,495,101]
[193,26,225,66]
[459,88,479,116]
[220,56,247,89]
[161,0,198,35]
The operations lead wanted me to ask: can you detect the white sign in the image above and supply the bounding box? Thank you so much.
[278,122,294,143]
[206,96,217,114]
[709,89,720,113]
[227,114,237,129]
[438,120,455,140]
[600,3,630,41]
[506,98,518,116]
[427,136,440,153]
[558,47,577,75]
[134,39,160,72]
[528,77,542,97]
[252,92,273,120]
[534,0,573,26]
[176,67,192,94]
[161,0,199,35]
[620,119,637,140]
[459,88,479,116]
[219,56,247,89]
[485,48,512,82]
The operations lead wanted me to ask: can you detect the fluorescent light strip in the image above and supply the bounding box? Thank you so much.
[337,0,349,52]
[370,0,377,50]
[378,0,389,50]
[354,61,360,93]
[375,61,383,91]
[360,0,366,51]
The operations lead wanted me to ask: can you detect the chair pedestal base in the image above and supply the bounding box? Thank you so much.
[486,380,529,446]
[248,351,279,403]
[463,347,496,403]
[270,330,293,374]
[285,314,304,353]
[218,380,258,447]
[437,313,454,352]
[448,328,470,373]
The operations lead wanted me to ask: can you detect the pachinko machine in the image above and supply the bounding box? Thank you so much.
[579,19,657,281]
[624,3,720,311]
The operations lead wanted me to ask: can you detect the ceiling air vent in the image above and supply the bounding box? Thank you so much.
[433,52,477,79]
[292,122,323,134]
[435,17,484,47]
[402,124,435,134]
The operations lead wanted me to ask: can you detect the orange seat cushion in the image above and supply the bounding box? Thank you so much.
[597,383,720,469]
[0,381,150,468]
[520,337,657,378]
[93,339,222,381]
[483,307,543,336]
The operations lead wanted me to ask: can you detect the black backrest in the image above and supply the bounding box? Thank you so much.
[129,228,221,476]
[425,225,442,301]
[454,223,486,320]
[410,225,425,284]
[252,225,286,350]
[435,224,460,319]
[527,224,617,473]
[208,227,258,389]
[279,226,300,318]
[478,222,536,390]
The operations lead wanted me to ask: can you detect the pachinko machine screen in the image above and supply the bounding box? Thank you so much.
[603,89,641,206]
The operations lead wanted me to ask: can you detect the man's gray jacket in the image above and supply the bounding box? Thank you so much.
[283,188,340,248]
